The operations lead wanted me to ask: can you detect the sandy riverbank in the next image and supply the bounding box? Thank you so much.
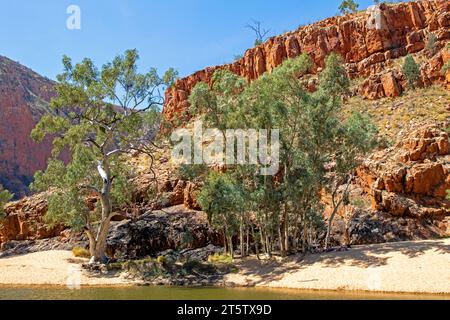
[225,238,450,294]
[0,251,135,287]
[0,239,449,294]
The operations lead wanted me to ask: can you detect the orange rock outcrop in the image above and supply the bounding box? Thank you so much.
[357,124,450,218]
[0,193,64,245]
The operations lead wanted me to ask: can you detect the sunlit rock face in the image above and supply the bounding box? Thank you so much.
[0,55,57,198]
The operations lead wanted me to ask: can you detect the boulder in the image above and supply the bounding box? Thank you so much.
[106,206,220,260]
[381,71,402,98]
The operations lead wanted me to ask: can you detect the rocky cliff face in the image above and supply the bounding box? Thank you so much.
[0,55,56,197]
[358,124,450,219]
[163,0,450,123]
[0,192,63,244]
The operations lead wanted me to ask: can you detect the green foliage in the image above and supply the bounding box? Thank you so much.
[319,53,350,97]
[189,51,378,254]
[442,61,450,76]
[339,0,359,15]
[402,55,421,89]
[0,186,13,220]
[189,69,247,130]
[72,247,91,258]
[176,164,208,181]
[181,230,195,249]
[197,172,244,236]
[31,49,177,262]
[425,33,438,56]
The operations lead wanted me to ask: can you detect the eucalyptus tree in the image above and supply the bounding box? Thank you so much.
[339,0,359,15]
[189,70,254,257]
[246,20,270,46]
[324,112,378,249]
[197,172,244,258]
[31,49,177,263]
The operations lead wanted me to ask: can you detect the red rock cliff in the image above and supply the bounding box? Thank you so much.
[163,0,450,123]
[0,55,56,197]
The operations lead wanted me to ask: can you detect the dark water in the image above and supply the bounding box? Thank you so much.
[0,286,449,300]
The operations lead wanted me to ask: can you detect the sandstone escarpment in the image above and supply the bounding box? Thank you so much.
[0,55,57,197]
[0,193,64,245]
[358,124,450,219]
[163,0,450,123]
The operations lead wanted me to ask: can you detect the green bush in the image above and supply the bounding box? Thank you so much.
[176,164,208,181]
[402,55,421,89]
[0,186,13,220]
[425,33,437,56]
[442,61,450,76]
[339,0,359,15]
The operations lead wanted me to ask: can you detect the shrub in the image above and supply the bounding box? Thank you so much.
[425,33,437,56]
[72,247,90,258]
[176,164,207,181]
[402,55,421,89]
[208,253,233,264]
[442,61,450,76]
[156,255,167,265]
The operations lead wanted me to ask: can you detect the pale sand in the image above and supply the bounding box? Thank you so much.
[0,239,449,294]
[224,239,450,294]
[0,251,135,287]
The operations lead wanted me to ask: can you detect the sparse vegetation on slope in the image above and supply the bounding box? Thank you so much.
[343,85,450,139]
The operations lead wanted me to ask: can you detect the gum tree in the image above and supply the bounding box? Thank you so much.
[324,112,378,249]
[31,50,177,263]
[339,0,359,15]
[246,20,270,46]
[197,172,244,258]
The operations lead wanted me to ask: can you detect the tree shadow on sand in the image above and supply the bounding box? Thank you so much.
[234,239,450,285]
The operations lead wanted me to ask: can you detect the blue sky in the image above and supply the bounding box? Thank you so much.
[0,0,374,80]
